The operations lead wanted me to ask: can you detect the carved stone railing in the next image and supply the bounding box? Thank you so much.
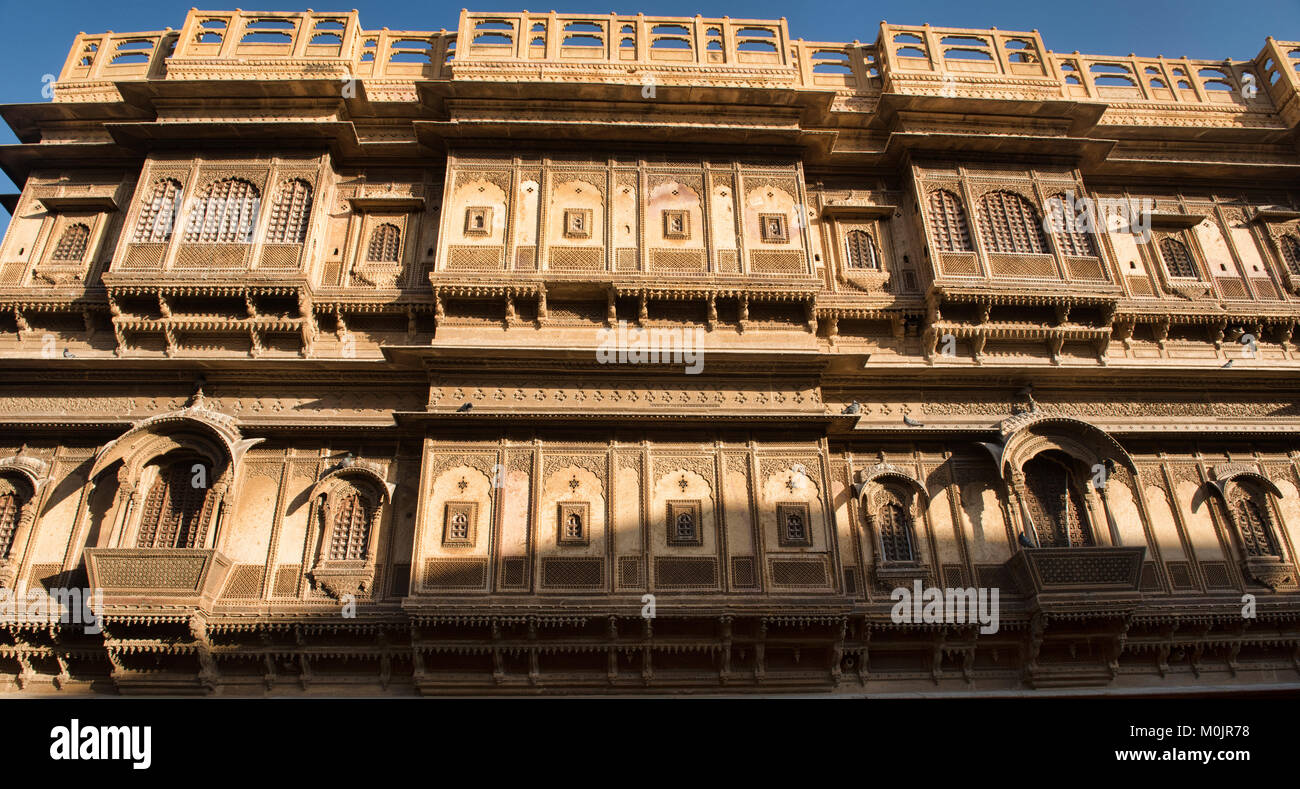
[84,548,232,609]
[45,10,1296,119]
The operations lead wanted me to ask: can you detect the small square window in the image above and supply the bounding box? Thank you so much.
[759,213,789,243]
[776,502,812,547]
[662,210,690,240]
[563,208,592,239]
[557,502,590,546]
[442,501,478,546]
[464,207,492,236]
[666,500,703,546]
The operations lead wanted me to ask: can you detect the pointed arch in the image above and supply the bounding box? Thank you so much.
[1159,237,1197,278]
[976,190,1048,254]
[132,178,183,243]
[51,223,91,261]
[265,178,313,244]
[927,188,972,252]
[183,177,261,243]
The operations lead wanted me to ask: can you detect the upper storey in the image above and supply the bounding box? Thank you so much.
[44,9,1300,128]
[3,10,1300,366]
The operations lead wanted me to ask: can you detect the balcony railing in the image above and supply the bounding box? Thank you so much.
[43,9,1298,118]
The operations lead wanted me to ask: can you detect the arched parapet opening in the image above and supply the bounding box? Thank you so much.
[1205,463,1295,590]
[853,463,930,589]
[0,455,50,587]
[305,458,393,599]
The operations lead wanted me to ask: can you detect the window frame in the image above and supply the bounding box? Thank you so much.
[776,501,813,548]
[666,499,703,547]
[557,502,590,546]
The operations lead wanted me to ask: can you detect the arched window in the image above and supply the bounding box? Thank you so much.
[183,178,260,243]
[564,511,584,541]
[1022,452,1094,548]
[785,510,805,541]
[844,229,880,269]
[876,487,916,562]
[0,478,25,559]
[264,178,313,244]
[1228,484,1280,558]
[367,223,401,262]
[675,511,695,541]
[1047,193,1097,257]
[928,189,972,252]
[51,223,90,261]
[976,190,1049,254]
[136,459,214,549]
[449,510,470,542]
[1278,234,1300,277]
[1159,237,1197,278]
[328,487,374,561]
[132,179,183,243]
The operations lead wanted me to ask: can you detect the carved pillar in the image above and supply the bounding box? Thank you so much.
[1008,469,1037,547]
[106,465,139,549]
[205,480,229,549]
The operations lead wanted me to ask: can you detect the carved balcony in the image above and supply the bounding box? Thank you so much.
[1005,546,1146,609]
[84,548,232,611]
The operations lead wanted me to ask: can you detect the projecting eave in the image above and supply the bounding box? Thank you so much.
[392,410,856,432]
[437,68,840,113]
[0,142,140,187]
[883,131,1116,167]
[0,100,153,144]
[1086,155,1300,184]
[415,117,835,152]
[114,77,377,108]
[102,120,362,153]
[872,92,1108,137]
[382,343,851,375]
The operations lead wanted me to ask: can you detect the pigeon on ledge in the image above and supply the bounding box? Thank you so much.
[62,348,75,358]
[456,402,473,413]
[842,401,861,415]
[902,413,923,427]
[1018,532,1036,548]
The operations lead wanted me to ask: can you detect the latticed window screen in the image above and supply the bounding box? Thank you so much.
[367,223,401,262]
[928,189,972,252]
[876,488,915,562]
[784,511,806,542]
[132,179,182,243]
[1022,453,1094,548]
[50,223,90,261]
[183,178,260,243]
[1279,234,1300,277]
[328,489,373,561]
[1047,193,1097,257]
[675,511,696,541]
[844,229,879,269]
[1229,486,1279,557]
[136,461,212,549]
[265,178,313,244]
[449,512,470,541]
[1159,237,1197,278]
[0,489,21,559]
[564,513,584,540]
[976,190,1049,254]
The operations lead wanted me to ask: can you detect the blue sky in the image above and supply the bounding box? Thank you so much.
[0,0,1297,225]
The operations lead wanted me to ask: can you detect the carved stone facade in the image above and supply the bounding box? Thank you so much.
[0,9,1299,695]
